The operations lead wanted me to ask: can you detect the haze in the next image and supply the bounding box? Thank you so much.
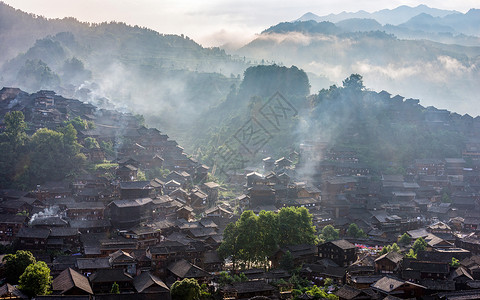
[2,0,477,47]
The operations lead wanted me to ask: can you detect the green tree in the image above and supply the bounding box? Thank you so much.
[450,257,460,268]
[442,192,451,203]
[405,249,417,259]
[257,210,279,267]
[16,59,60,91]
[379,243,400,255]
[319,225,339,243]
[391,243,400,253]
[171,278,202,300]
[398,233,412,244]
[279,250,294,272]
[0,111,28,187]
[110,282,120,294]
[412,237,428,254]
[218,222,240,271]
[3,111,27,148]
[277,207,316,247]
[24,126,85,185]
[84,137,100,149]
[346,223,367,238]
[342,73,364,91]
[2,250,36,284]
[18,261,52,297]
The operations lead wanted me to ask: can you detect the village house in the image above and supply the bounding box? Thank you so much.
[371,276,426,299]
[271,244,317,268]
[119,181,155,199]
[375,251,403,274]
[51,268,93,296]
[107,198,153,229]
[15,227,50,250]
[0,214,27,241]
[318,239,357,267]
[202,181,220,206]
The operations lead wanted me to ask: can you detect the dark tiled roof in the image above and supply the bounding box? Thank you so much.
[50,227,79,237]
[16,227,50,239]
[375,251,404,264]
[52,268,93,295]
[89,269,133,283]
[0,283,28,299]
[329,239,356,250]
[76,257,111,270]
[119,181,152,190]
[0,213,27,224]
[168,259,209,279]
[69,219,110,229]
[335,285,363,300]
[133,272,169,293]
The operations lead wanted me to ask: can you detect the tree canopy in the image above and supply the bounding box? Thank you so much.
[318,225,339,243]
[2,250,36,284]
[170,278,202,300]
[346,223,367,238]
[18,261,52,297]
[218,207,316,270]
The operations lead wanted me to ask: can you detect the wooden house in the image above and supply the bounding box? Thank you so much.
[52,268,93,295]
[318,239,356,267]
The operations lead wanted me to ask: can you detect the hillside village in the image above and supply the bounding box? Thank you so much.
[2,86,480,299]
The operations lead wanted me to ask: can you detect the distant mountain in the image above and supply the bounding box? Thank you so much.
[297,4,460,25]
[0,1,248,141]
[236,21,480,116]
[335,18,383,32]
[399,8,480,36]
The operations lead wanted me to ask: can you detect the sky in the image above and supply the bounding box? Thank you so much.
[2,0,478,47]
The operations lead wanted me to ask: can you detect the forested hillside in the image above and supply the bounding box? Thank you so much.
[189,66,472,178]
[0,2,247,139]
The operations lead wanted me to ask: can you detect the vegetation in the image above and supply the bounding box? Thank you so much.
[18,261,52,297]
[218,207,316,270]
[217,271,248,287]
[346,223,367,238]
[412,237,428,254]
[318,225,340,243]
[110,282,120,294]
[450,257,460,268]
[405,249,417,259]
[398,233,412,244]
[0,111,86,189]
[2,250,36,284]
[170,278,209,300]
[379,243,400,255]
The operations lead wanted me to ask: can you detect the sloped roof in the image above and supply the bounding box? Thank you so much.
[168,259,209,278]
[328,239,356,250]
[16,227,50,239]
[375,251,404,264]
[110,198,152,208]
[371,276,425,293]
[0,283,28,299]
[335,285,364,300]
[52,268,93,295]
[133,272,169,293]
[449,266,474,281]
[109,250,135,264]
[203,182,220,189]
[76,257,111,270]
[89,269,133,283]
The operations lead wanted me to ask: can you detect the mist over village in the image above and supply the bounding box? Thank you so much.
[0,1,480,299]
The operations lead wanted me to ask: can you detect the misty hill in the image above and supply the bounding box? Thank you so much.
[297,4,460,26]
[0,1,248,139]
[398,9,480,37]
[189,68,476,178]
[237,20,480,116]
